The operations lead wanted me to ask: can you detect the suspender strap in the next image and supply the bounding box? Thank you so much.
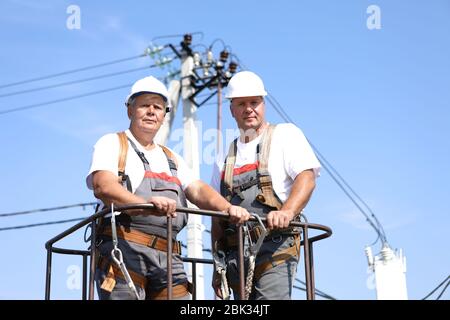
[223,139,238,201]
[123,136,179,177]
[117,132,128,175]
[159,144,178,176]
[256,124,283,210]
[117,132,132,192]
[127,137,151,170]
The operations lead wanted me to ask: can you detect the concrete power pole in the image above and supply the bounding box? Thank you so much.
[366,244,408,300]
[180,53,205,299]
[154,33,237,299]
[154,79,181,145]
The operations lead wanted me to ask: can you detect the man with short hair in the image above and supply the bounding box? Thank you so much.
[87,76,250,300]
[211,71,321,300]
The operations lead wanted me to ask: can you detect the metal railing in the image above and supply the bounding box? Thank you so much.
[45,204,332,300]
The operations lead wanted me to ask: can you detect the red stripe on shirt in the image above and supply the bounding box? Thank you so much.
[144,171,181,186]
[220,161,259,180]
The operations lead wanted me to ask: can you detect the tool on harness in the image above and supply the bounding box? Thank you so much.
[212,246,231,300]
[110,203,140,299]
[244,213,268,300]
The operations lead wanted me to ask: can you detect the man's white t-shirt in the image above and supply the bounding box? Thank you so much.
[211,123,321,202]
[86,129,196,193]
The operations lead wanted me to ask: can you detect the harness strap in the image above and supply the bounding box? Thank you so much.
[232,178,258,194]
[127,137,150,169]
[101,226,182,255]
[253,234,300,281]
[221,226,298,250]
[98,256,146,292]
[123,134,179,177]
[256,124,283,210]
[117,132,128,176]
[117,132,132,192]
[222,125,282,209]
[223,139,238,201]
[98,256,191,299]
[159,144,178,174]
[148,282,192,300]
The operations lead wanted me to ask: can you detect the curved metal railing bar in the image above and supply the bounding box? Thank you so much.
[45,204,332,300]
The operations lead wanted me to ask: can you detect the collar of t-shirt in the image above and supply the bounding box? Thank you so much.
[125,129,161,159]
[235,133,263,166]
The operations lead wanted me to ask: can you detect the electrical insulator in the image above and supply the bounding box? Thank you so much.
[365,245,374,267]
[220,50,229,62]
[203,67,209,77]
[157,57,165,66]
[193,52,201,66]
[380,244,395,262]
[144,45,164,58]
[228,61,238,74]
[144,47,155,58]
[183,33,192,46]
[216,61,224,69]
[207,50,213,64]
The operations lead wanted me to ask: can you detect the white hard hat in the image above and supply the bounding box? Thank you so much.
[225,71,268,99]
[125,76,170,111]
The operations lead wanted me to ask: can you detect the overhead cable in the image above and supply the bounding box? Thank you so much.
[422,275,450,300]
[0,54,146,90]
[0,83,132,115]
[0,202,97,218]
[265,93,388,245]
[0,63,168,98]
[0,217,86,232]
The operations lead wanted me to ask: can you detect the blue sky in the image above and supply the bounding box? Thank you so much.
[0,0,448,300]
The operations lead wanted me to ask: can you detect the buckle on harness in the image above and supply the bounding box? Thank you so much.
[246,214,268,257]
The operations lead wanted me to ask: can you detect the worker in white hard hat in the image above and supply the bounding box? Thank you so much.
[86,76,250,300]
[210,71,321,300]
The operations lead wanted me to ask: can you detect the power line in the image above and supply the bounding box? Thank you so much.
[293,285,336,300]
[0,202,97,218]
[0,217,86,232]
[0,65,152,98]
[0,54,146,90]
[265,93,388,246]
[0,83,132,116]
[295,278,337,300]
[422,275,450,300]
[151,31,204,43]
[436,279,450,300]
[0,62,178,116]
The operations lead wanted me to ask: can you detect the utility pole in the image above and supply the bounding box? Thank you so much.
[180,34,205,299]
[154,79,180,145]
[366,244,408,299]
[153,34,238,299]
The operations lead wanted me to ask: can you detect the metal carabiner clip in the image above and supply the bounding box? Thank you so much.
[109,203,140,300]
[248,213,268,257]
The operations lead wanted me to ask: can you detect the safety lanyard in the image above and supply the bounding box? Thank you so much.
[110,203,140,299]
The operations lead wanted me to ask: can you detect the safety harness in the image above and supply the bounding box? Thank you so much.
[218,124,301,298]
[222,124,282,209]
[97,131,190,299]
